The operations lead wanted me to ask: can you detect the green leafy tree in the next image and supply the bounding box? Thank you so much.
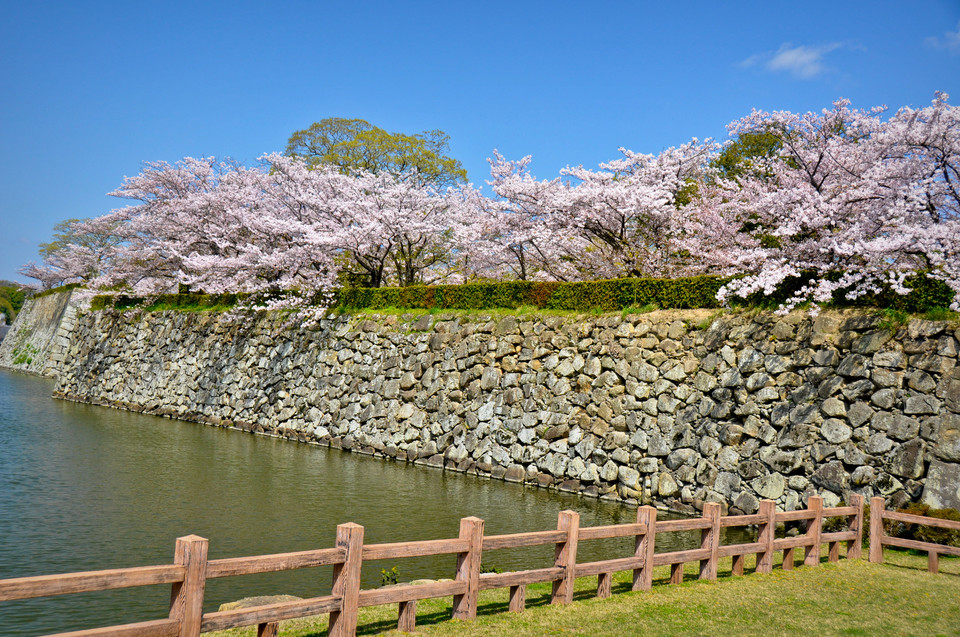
[39,218,121,262]
[0,285,27,324]
[713,129,785,182]
[285,118,467,187]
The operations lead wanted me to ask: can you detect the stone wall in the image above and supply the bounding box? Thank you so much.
[53,306,960,514]
[0,290,79,377]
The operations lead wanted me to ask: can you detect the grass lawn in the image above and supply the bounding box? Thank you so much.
[206,548,960,637]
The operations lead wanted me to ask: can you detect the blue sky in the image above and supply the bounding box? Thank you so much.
[1,0,958,283]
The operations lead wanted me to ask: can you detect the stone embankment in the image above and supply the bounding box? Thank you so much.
[50,304,960,514]
[0,290,80,377]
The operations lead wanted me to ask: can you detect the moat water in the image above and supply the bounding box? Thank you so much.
[0,368,746,636]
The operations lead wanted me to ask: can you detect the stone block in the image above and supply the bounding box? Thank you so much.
[922,460,960,510]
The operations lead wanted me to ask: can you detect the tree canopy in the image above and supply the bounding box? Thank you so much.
[285,118,467,188]
[21,95,960,314]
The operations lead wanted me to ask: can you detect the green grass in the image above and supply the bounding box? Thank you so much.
[206,549,960,637]
[922,307,960,322]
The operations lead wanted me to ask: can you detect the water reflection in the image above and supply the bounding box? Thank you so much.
[0,369,748,636]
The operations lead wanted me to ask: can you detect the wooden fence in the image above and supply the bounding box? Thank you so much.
[0,491,953,637]
[868,496,960,574]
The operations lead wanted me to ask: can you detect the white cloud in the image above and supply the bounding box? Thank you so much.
[741,42,843,79]
[925,20,960,53]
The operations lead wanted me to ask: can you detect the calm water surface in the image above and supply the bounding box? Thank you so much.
[0,369,744,636]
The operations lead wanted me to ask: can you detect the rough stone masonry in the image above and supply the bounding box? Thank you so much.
[47,305,960,515]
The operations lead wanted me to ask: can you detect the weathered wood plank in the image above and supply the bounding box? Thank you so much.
[719,514,764,528]
[803,496,823,567]
[397,600,416,633]
[358,580,466,606]
[168,535,208,637]
[206,548,346,578]
[929,551,939,574]
[481,530,567,551]
[717,541,766,558]
[821,506,858,517]
[821,531,857,543]
[731,553,744,576]
[452,516,484,621]
[782,547,795,570]
[669,563,684,584]
[574,556,645,578]
[635,506,657,592]
[848,494,865,560]
[700,503,721,581]
[578,523,647,541]
[882,536,960,557]
[508,584,526,613]
[652,548,711,567]
[828,541,840,562]
[257,622,278,637]
[776,510,818,522]
[363,539,469,561]
[655,518,713,532]
[883,510,960,532]
[200,595,342,632]
[478,567,564,590]
[772,536,816,551]
[0,565,185,602]
[756,500,775,575]
[328,523,364,637]
[42,619,179,637]
[551,510,579,605]
[596,572,612,599]
[869,497,885,563]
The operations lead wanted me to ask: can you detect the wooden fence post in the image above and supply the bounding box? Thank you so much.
[756,500,775,574]
[169,535,208,637]
[634,506,657,591]
[257,623,279,637]
[398,600,417,632]
[452,516,484,620]
[552,510,580,605]
[329,523,364,637]
[699,502,720,581]
[869,496,885,563]
[848,494,865,560]
[803,496,823,567]
[508,585,526,613]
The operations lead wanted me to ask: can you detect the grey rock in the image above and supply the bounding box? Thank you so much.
[904,395,940,415]
[821,419,852,444]
[658,472,680,497]
[821,397,847,418]
[922,460,960,510]
[811,461,849,494]
[752,473,785,500]
[837,354,870,378]
[847,402,875,428]
[886,439,924,479]
[935,413,960,462]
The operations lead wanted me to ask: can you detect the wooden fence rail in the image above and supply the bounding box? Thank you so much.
[868,496,960,574]
[0,493,897,637]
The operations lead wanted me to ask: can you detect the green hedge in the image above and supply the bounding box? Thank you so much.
[87,273,955,314]
[334,276,727,312]
[90,292,248,311]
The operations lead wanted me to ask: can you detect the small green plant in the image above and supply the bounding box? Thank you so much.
[479,563,502,574]
[621,303,659,318]
[379,566,399,586]
[877,308,910,332]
